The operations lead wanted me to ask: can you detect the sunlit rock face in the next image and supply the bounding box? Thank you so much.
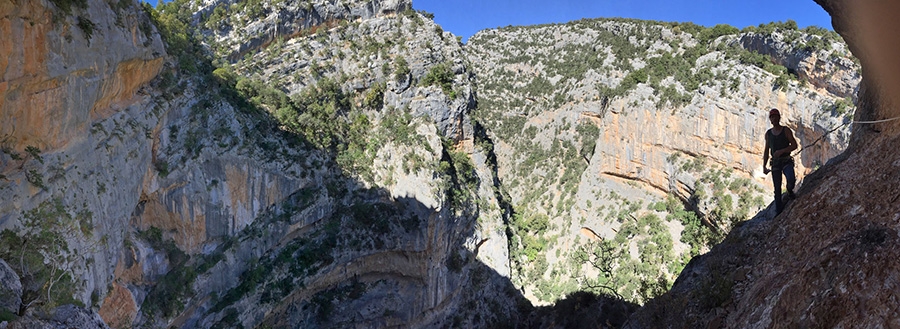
[465,16,859,306]
[738,32,859,99]
[626,1,900,328]
[0,0,166,326]
[198,0,413,61]
[2,0,890,327]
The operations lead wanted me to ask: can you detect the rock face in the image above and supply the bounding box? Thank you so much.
[7,305,111,329]
[0,259,21,314]
[738,31,860,99]
[97,283,137,329]
[3,0,512,326]
[626,0,900,327]
[0,0,883,328]
[199,0,412,61]
[466,18,858,304]
[0,0,166,326]
[88,1,514,328]
[0,0,165,153]
[821,0,900,148]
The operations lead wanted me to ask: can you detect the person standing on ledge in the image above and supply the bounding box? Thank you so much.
[763,108,798,215]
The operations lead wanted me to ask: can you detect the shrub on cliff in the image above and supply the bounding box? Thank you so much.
[420,62,456,97]
[49,0,88,15]
[394,56,411,82]
[0,199,84,314]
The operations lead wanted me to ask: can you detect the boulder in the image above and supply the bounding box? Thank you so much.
[0,259,21,315]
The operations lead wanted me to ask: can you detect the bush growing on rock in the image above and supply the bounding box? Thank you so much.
[0,199,84,314]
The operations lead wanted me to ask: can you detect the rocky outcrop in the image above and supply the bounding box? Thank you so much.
[97,283,137,329]
[199,0,412,61]
[7,305,110,329]
[0,0,165,153]
[739,32,860,99]
[820,0,900,148]
[0,259,21,315]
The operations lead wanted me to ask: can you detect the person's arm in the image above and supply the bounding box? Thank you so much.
[774,128,799,157]
[763,132,770,172]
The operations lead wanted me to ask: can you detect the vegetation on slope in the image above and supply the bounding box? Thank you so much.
[4,0,853,325]
[0,199,88,315]
[468,17,848,306]
[131,1,514,327]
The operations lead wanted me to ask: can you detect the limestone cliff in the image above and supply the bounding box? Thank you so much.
[197,0,412,61]
[0,0,880,327]
[626,0,900,327]
[22,0,513,328]
[1,0,517,326]
[0,0,164,154]
[466,18,859,304]
[1,0,166,323]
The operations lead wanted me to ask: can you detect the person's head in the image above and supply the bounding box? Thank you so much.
[769,108,781,126]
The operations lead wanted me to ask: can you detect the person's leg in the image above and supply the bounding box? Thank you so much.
[772,166,784,214]
[784,162,796,198]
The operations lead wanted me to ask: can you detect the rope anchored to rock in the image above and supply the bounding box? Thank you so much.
[795,114,900,156]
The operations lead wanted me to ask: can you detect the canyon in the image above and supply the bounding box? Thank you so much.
[1,0,895,328]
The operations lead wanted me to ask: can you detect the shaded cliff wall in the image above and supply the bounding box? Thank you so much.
[96,3,517,328]
[818,0,900,149]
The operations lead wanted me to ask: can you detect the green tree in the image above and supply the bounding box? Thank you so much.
[363,82,386,110]
[0,199,85,314]
[696,24,739,43]
[420,62,456,96]
[394,56,410,82]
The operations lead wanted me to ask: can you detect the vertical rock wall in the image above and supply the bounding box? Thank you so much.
[0,0,165,153]
[0,0,166,315]
[818,0,900,148]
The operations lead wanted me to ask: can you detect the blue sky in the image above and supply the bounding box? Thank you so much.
[145,0,833,42]
[414,0,833,42]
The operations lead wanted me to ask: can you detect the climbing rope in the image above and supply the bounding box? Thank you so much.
[849,115,900,124]
[796,114,900,155]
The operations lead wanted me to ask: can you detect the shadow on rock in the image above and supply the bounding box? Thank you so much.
[522,291,638,329]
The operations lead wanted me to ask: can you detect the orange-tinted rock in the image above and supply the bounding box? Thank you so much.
[99,282,138,329]
[580,227,602,241]
[628,1,900,327]
[134,193,208,254]
[0,0,163,153]
[91,57,165,120]
[828,0,900,140]
[113,244,144,285]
